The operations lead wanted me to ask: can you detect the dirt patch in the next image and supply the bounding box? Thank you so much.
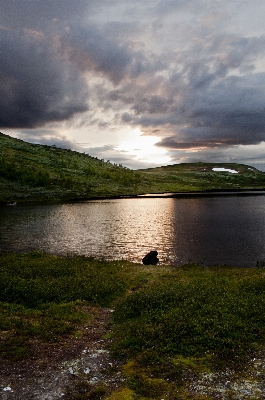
[2,307,265,399]
[184,357,265,400]
[0,307,123,399]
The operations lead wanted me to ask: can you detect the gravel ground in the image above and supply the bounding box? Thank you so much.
[0,308,123,400]
[184,353,265,399]
[2,308,265,400]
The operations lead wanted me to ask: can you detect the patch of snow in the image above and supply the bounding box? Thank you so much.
[3,387,12,391]
[212,168,238,174]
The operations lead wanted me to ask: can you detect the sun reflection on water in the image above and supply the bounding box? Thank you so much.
[1,196,265,266]
[42,199,176,263]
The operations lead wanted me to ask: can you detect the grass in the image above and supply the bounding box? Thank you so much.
[0,252,130,307]
[1,132,265,202]
[110,266,265,398]
[113,266,265,366]
[138,162,265,193]
[0,251,143,360]
[0,301,88,359]
[0,132,145,202]
[1,252,265,398]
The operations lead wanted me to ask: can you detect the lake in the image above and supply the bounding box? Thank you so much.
[1,194,265,267]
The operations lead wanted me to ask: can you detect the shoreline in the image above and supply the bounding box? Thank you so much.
[137,188,265,198]
[2,188,265,206]
[65,188,265,201]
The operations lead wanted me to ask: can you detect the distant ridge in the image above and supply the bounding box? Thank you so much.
[1,132,265,202]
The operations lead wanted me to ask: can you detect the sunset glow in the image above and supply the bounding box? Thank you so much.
[1,1,265,170]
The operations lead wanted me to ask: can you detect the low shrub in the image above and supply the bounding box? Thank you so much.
[112,266,265,370]
[0,252,129,307]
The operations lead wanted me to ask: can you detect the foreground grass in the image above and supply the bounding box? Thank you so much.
[0,252,143,360]
[1,252,265,398]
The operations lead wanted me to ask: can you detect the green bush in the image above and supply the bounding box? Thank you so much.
[0,158,50,186]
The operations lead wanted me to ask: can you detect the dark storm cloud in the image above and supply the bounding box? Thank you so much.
[0,0,98,30]
[113,32,265,150]
[0,0,145,128]
[64,25,133,84]
[1,0,265,160]
[0,0,131,129]
[0,27,89,128]
[155,0,204,16]
[154,70,265,149]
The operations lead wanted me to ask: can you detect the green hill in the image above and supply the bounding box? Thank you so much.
[1,132,265,202]
[138,162,265,193]
[0,132,145,202]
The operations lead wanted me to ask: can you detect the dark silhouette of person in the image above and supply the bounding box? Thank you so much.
[142,251,159,265]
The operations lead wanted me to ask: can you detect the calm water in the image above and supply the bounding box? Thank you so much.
[1,196,265,266]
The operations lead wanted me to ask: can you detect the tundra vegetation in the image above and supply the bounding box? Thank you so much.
[1,132,265,202]
[1,252,265,398]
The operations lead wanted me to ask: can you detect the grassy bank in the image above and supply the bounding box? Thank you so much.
[1,253,265,398]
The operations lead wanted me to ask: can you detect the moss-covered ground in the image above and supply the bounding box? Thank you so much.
[1,252,265,398]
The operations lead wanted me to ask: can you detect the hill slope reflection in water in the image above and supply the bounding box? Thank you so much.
[1,196,265,266]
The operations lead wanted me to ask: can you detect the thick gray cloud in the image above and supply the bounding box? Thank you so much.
[64,25,133,84]
[114,33,265,149]
[0,27,89,128]
[1,0,265,167]
[0,0,98,30]
[0,0,144,128]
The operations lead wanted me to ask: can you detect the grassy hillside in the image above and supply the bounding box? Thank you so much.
[1,132,265,202]
[0,132,146,202]
[138,162,265,193]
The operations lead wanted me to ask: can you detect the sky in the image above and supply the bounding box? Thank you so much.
[1,0,265,170]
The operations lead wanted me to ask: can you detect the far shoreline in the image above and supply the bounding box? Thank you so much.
[2,187,265,206]
[57,187,265,202]
[136,188,265,198]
